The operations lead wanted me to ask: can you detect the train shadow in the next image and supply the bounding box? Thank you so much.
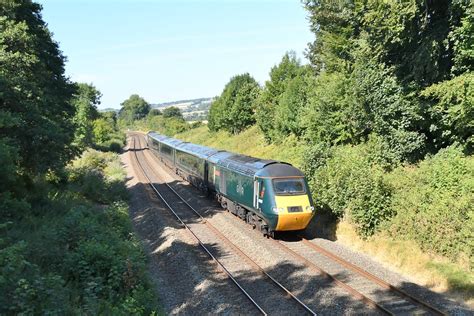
[126,136,470,315]
[127,179,385,315]
[126,163,468,315]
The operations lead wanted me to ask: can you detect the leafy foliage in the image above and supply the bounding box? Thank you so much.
[1,150,157,314]
[148,108,162,116]
[162,106,183,119]
[256,52,303,141]
[119,94,150,123]
[72,83,101,150]
[0,0,75,174]
[0,3,155,313]
[421,72,474,153]
[208,73,260,134]
[132,114,193,136]
[305,144,394,237]
[387,146,474,265]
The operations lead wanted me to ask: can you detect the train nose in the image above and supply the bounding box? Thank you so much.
[276,211,314,231]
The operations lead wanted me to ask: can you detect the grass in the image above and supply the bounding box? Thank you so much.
[174,124,474,306]
[336,221,473,306]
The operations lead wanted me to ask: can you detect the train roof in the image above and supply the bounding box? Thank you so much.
[214,153,279,177]
[256,163,304,178]
[148,132,185,148]
[148,131,169,142]
[147,131,305,178]
[148,131,220,159]
[176,142,221,159]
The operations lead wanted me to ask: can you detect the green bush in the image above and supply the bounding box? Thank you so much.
[0,240,68,315]
[307,144,394,237]
[67,149,128,203]
[387,146,474,265]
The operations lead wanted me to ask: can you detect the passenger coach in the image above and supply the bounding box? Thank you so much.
[146,131,315,237]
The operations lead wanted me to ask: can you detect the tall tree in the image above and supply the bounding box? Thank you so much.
[162,106,183,119]
[303,0,473,161]
[256,52,302,141]
[0,0,75,175]
[208,73,260,134]
[71,83,101,150]
[119,94,150,123]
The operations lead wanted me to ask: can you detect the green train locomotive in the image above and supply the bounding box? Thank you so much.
[146,131,315,237]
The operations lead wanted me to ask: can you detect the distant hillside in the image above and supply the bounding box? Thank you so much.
[100,108,119,113]
[151,97,214,121]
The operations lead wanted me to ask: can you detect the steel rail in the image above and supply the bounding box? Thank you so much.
[271,240,393,315]
[130,137,268,316]
[298,238,447,315]
[160,168,317,316]
[139,133,444,315]
[135,135,317,316]
[138,133,388,315]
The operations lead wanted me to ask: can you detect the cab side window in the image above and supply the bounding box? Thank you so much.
[259,181,265,198]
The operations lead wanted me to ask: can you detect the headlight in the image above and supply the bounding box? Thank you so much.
[272,207,284,213]
[306,206,315,212]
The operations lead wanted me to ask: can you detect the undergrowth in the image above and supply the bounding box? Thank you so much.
[0,150,159,314]
[175,125,473,302]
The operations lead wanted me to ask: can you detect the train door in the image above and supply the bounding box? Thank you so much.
[220,169,226,195]
[204,161,209,187]
[253,178,264,211]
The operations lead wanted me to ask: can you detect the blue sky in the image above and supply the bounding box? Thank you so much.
[38,0,313,109]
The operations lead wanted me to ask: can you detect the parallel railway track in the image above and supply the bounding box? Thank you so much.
[295,238,446,315]
[131,135,317,316]
[132,133,447,315]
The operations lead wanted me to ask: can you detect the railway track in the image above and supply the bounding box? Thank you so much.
[131,135,317,316]
[294,238,447,315]
[132,133,447,315]
[273,239,446,315]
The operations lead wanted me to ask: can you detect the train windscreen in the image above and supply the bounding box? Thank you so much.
[272,178,306,195]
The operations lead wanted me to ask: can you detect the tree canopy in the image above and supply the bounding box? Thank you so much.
[71,83,101,150]
[208,73,260,134]
[0,0,76,175]
[118,94,150,123]
[162,106,183,119]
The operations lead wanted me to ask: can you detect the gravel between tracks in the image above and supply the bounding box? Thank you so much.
[127,133,472,315]
[138,135,378,315]
[122,138,257,315]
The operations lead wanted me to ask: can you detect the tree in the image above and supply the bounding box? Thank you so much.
[229,82,260,134]
[256,52,303,141]
[207,73,260,134]
[119,94,150,123]
[148,108,162,116]
[71,83,101,150]
[302,0,473,163]
[162,106,182,119]
[303,0,358,73]
[275,66,315,137]
[92,118,115,144]
[207,97,225,132]
[0,0,75,175]
[421,72,474,153]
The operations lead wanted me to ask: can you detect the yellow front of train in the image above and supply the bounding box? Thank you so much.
[271,177,315,231]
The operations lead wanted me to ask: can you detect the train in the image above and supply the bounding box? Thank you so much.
[146,131,315,237]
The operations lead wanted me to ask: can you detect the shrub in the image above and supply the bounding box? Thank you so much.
[0,240,68,315]
[67,150,127,203]
[387,146,474,265]
[307,144,394,237]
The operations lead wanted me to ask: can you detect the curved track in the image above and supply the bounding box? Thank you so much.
[294,237,446,315]
[131,133,447,315]
[131,135,317,316]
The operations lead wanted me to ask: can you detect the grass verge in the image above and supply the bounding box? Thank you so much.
[174,125,473,306]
